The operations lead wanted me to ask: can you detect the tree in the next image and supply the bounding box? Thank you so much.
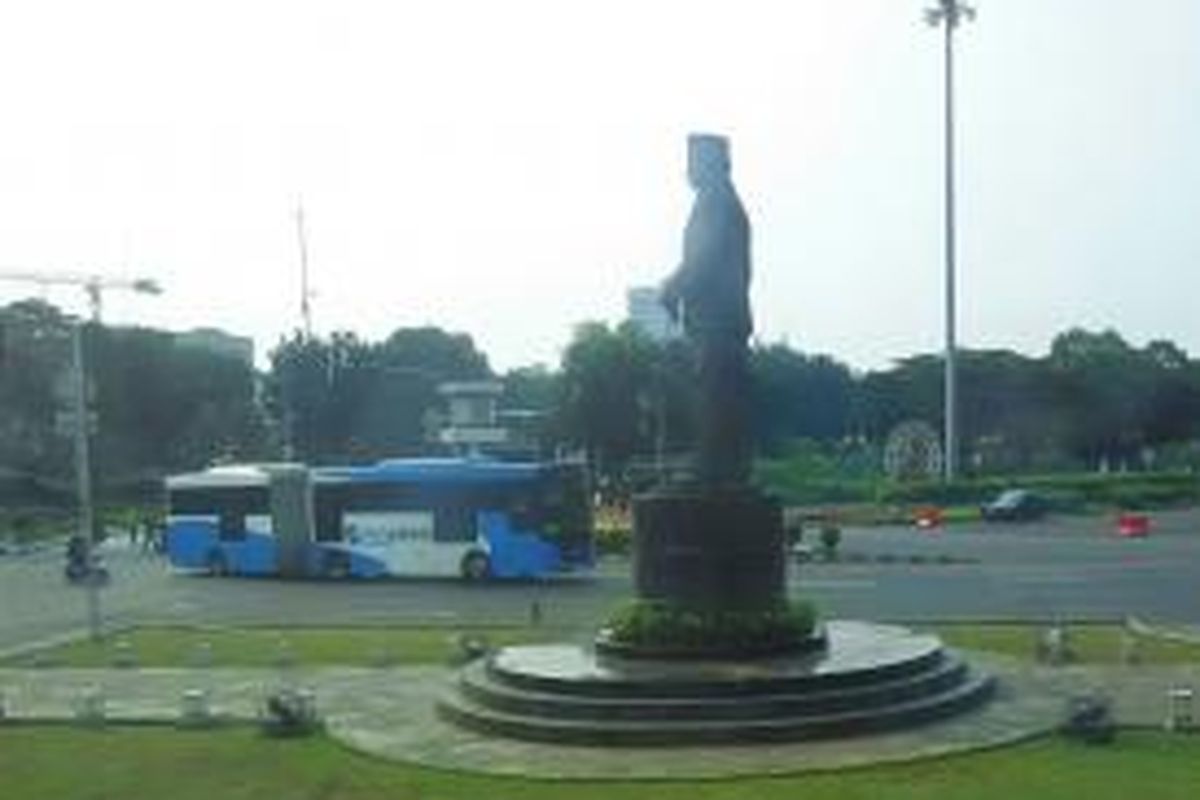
[557,322,656,480]
[1047,328,1150,467]
[750,343,854,453]
[89,324,269,482]
[0,300,73,489]
[265,325,492,462]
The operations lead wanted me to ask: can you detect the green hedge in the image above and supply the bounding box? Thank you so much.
[603,599,817,652]
[876,472,1199,510]
[756,464,1199,511]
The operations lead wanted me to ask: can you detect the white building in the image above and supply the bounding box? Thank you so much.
[437,380,508,451]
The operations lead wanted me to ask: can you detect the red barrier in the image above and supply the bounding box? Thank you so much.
[1117,513,1150,537]
[914,506,944,530]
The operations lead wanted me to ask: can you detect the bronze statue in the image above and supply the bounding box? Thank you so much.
[660,133,753,486]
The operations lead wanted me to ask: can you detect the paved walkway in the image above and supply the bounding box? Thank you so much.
[3,655,1196,779]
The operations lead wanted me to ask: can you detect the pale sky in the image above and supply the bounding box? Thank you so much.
[0,1,1197,372]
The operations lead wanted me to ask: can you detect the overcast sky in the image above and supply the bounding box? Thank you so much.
[0,0,1197,372]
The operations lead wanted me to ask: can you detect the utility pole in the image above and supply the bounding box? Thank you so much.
[0,270,160,640]
[925,0,974,482]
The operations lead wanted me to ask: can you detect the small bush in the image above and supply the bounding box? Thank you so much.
[1061,692,1115,745]
[604,599,817,653]
[819,524,841,558]
[260,689,319,737]
[594,524,632,555]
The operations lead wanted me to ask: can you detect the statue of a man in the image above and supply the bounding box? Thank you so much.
[661,134,753,486]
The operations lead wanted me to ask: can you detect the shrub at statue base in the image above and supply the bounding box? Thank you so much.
[599,598,819,658]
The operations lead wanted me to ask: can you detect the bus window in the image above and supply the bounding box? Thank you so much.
[314,494,343,542]
[218,510,245,541]
[435,507,477,542]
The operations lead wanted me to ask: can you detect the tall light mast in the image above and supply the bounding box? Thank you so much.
[925,0,974,481]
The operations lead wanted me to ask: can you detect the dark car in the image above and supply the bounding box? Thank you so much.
[980,489,1047,522]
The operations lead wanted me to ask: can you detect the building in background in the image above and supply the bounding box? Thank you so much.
[626,286,680,343]
[437,380,509,454]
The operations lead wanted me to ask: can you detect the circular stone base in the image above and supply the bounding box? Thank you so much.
[323,652,1069,779]
[436,622,995,747]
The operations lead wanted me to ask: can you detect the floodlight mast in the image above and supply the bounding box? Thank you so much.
[925,0,974,482]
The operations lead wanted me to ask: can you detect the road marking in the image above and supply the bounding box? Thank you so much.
[793,579,877,590]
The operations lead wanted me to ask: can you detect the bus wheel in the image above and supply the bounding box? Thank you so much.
[461,551,491,581]
[323,552,351,579]
[206,550,229,577]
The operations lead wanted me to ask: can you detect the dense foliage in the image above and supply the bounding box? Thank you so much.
[4,296,1200,510]
[0,300,268,503]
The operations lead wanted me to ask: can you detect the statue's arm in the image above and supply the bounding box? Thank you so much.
[659,266,685,321]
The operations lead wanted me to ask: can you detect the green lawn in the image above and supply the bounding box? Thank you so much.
[9,622,1200,669]
[928,623,1200,665]
[1,726,1199,800]
[3,625,560,669]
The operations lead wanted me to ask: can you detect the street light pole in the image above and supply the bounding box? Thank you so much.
[70,319,101,640]
[926,0,974,482]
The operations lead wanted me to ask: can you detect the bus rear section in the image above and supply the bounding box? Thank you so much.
[165,466,279,576]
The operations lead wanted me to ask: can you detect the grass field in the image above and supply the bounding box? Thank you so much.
[4,623,1200,797]
[928,622,1200,665]
[2,624,562,669]
[8,622,1199,669]
[1,726,1199,800]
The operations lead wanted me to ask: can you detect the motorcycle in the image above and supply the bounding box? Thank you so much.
[64,536,110,585]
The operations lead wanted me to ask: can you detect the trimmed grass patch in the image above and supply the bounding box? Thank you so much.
[9,622,1200,669]
[1,726,1200,800]
[928,623,1200,664]
[3,625,559,668]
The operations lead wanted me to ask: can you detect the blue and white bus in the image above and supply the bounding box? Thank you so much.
[165,458,593,580]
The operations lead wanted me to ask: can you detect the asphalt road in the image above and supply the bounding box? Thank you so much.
[2,510,1198,652]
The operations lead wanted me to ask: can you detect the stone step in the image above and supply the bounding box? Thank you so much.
[486,641,946,699]
[460,653,972,722]
[438,671,997,746]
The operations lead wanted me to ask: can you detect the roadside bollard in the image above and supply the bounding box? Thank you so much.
[1165,686,1195,732]
[1037,624,1073,666]
[180,688,212,728]
[75,685,106,725]
[0,689,7,720]
[451,633,490,665]
[111,638,137,669]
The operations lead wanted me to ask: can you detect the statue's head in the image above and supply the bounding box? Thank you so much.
[687,133,731,190]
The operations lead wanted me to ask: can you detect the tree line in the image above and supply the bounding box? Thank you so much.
[3,297,1200,505]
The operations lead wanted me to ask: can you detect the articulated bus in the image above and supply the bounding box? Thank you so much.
[165,458,593,580]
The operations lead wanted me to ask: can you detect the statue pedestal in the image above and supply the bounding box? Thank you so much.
[632,486,786,612]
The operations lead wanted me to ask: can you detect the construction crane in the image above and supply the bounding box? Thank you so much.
[0,269,161,322]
